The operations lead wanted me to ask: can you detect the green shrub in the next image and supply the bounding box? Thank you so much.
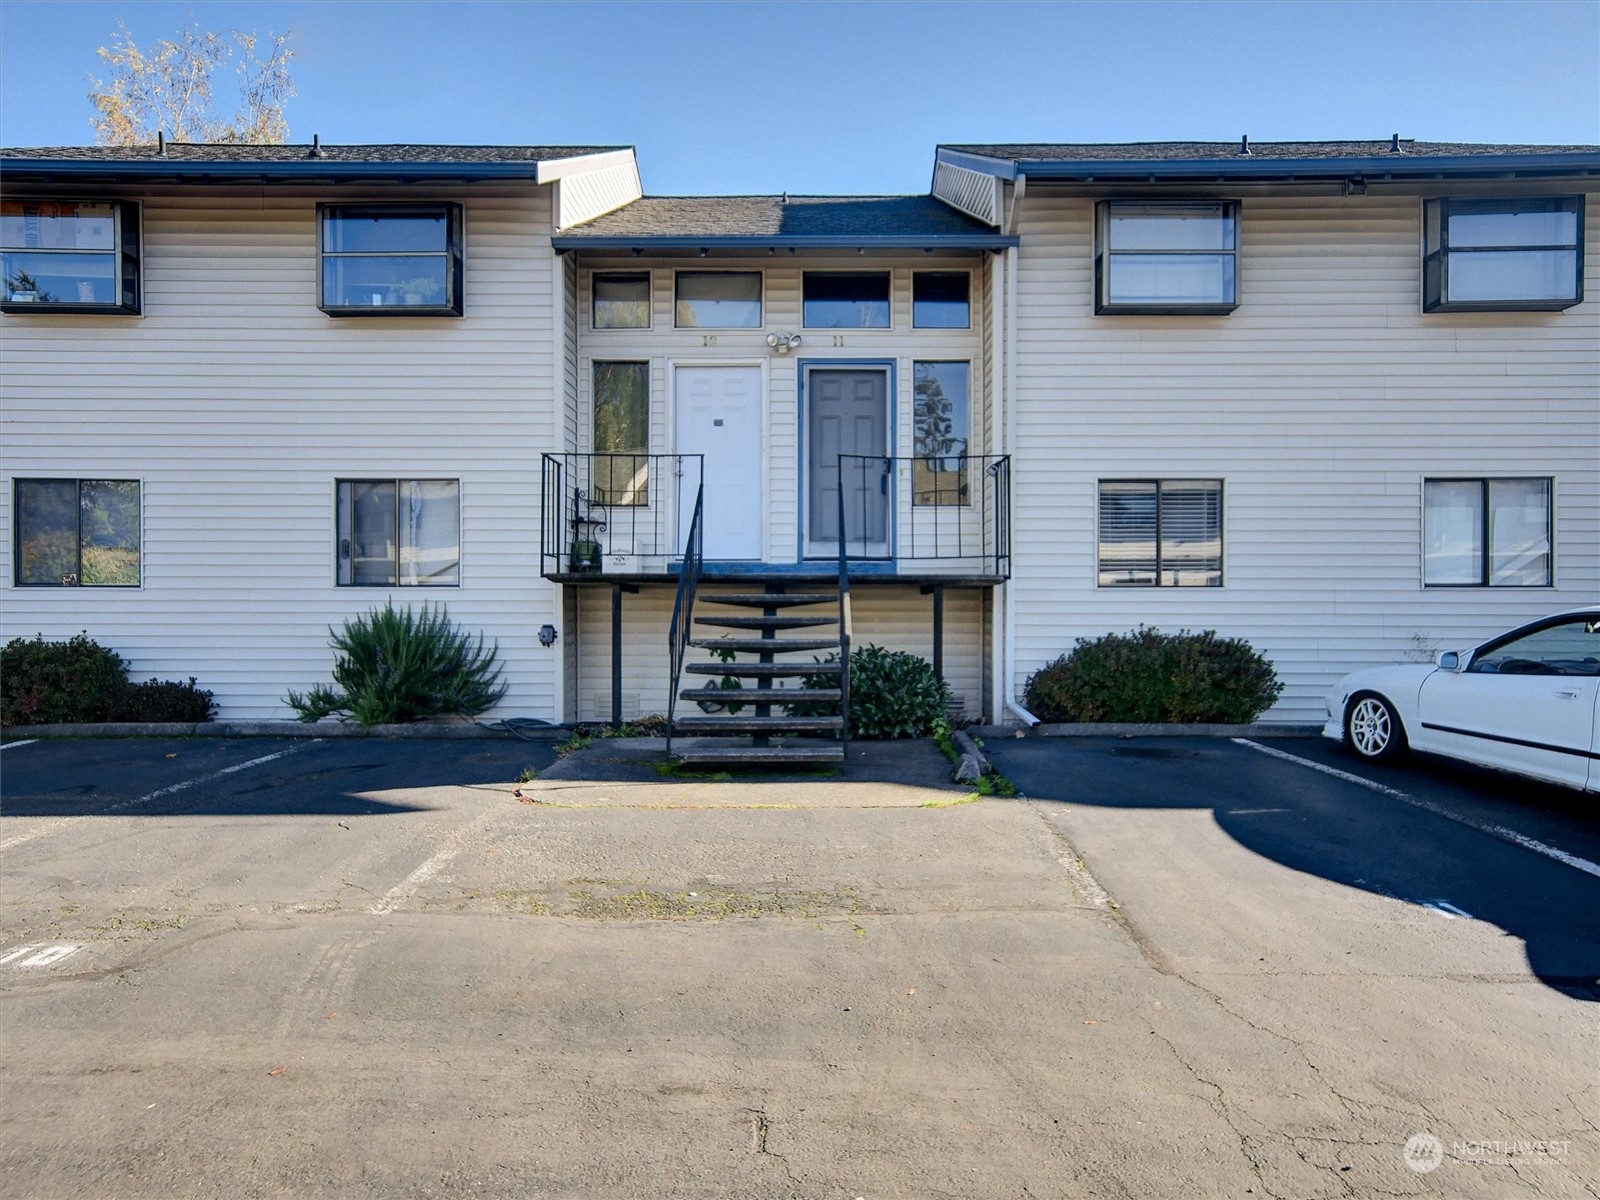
[1024,627,1282,724]
[1,634,215,726]
[802,643,950,740]
[286,601,508,725]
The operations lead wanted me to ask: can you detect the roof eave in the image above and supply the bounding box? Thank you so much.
[550,234,1018,251]
[1013,152,1600,183]
[0,158,563,185]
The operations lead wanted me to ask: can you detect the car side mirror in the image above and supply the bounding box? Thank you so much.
[1436,650,1461,671]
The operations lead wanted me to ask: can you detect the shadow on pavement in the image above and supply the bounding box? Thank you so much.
[989,737,1600,1002]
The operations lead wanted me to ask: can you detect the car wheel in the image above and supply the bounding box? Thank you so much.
[1345,693,1407,763]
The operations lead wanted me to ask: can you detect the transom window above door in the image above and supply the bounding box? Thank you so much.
[1096,201,1239,315]
[674,271,762,328]
[804,272,891,328]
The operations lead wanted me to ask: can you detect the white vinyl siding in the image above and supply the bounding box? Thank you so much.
[0,185,562,720]
[1009,190,1600,723]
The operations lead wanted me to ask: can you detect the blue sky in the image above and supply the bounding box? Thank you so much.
[1,1,1595,194]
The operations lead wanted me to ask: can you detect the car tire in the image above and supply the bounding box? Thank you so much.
[1345,693,1407,764]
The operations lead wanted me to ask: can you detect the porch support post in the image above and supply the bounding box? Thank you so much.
[923,583,945,684]
[611,583,623,729]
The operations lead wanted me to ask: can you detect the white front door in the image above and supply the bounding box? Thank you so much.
[675,365,763,560]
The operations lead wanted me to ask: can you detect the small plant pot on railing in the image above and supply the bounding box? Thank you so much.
[569,540,603,573]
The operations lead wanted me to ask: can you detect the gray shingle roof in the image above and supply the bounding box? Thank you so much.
[557,195,1001,241]
[943,140,1600,162]
[2,142,627,163]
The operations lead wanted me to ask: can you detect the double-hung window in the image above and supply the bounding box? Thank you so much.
[1,200,140,314]
[1096,201,1238,314]
[1423,478,1552,587]
[1423,197,1582,311]
[1098,479,1223,586]
[912,362,971,506]
[336,479,461,585]
[13,479,141,586]
[592,362,650,505]
[319,204,463,316]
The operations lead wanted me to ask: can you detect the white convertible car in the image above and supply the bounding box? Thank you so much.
[1323,608,1600,793]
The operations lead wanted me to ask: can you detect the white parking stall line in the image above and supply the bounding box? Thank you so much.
[1233,739,1600,882]
[0,742,323,852]
[2,944,82,968]
[1423,900,1474,920]
[0,739,38,751]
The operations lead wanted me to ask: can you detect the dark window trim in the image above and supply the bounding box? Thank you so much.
[1,199,142,315]
[1097,477,1225,588]
[335,477,461,587]
[591,270,652,330]
[12,477,142,587]
[911,269,973,330]
[1094,200,1239,316]
[317,202,464,318]
[1423,196,1583,313]
[801,270,893,329]
[672,269,764,329]
[1422,476,1554,588]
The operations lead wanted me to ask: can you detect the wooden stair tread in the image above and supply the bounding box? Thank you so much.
[688,637,839,654]
[679,687,841,703]
[684,662,840,678]
[674,742,845,766]
[670,716,842,734]
[693,614,838,630]
[697,593,839,608]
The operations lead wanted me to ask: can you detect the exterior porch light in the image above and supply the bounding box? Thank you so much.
[766,332,802,354]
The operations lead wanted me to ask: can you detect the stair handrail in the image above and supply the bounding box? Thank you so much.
[836,459,853,757]
[665,482,706,756]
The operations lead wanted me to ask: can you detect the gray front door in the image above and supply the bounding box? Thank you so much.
[807,368,888,555]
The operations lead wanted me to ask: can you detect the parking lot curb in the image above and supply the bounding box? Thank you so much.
[0,719,566,742]
[970,722,1324,739]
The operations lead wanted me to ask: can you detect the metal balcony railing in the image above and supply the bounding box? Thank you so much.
[836,454,1011,580]
[540,453,703,577]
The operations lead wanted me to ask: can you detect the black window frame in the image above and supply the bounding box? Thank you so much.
[592,271,652,330]
[1095,200,1239,316]
[317,202,464,318]
[1097,478,1225,588]
[12,477,142,587]
[1423,196,1583,313]
[802,271,892,329]
[1422,476,1554,588]
[335,478,462,587]
[911,270,972,329]
[1,199,141,316]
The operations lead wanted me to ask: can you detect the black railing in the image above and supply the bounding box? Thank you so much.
[540,453,704,578]
[835,454,1011,579]
[836,474,853,756]
[665,484,705,758]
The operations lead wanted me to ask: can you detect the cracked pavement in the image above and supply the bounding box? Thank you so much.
[1,733,1596,1198]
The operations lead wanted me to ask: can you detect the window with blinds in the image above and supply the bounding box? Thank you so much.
[1098,479,1223,587]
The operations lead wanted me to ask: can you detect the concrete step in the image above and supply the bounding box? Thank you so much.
[679,686,841,704]
[688,637,839,655]
[684,662,840,678]
[693,614,838,631]
[670,716,843,735]
[697,593,839,608]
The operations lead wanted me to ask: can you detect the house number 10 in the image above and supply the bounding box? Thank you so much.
[702,335,718,346]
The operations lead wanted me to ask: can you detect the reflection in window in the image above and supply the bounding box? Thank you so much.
[803,272,890,328]
[594,272,651,329]
[1424,197,1582,311]
[913,362,970,505]
[1096,201,1238,314]
[319,204,463,315]
[593,362,650,505]
[337,479,460,585]
[1468,620,1600,677]
[1424,478,1552,586]
[912,272,970,328]
[1098,479,1223,586]
[14,478,140,586]
[674,272,761,328]
[1,201,140,313]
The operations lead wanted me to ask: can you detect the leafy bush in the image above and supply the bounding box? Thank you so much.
[802,643,950,740]
[286,601,508,725]
[1,633,215,725]
[1023,626,1282,724]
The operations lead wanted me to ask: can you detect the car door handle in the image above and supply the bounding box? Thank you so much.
[1554,689,1581,699]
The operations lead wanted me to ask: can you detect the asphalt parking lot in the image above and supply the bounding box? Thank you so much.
[1,731,1596,1199]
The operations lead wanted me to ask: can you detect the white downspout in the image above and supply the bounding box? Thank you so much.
[1000,187,1038,726]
